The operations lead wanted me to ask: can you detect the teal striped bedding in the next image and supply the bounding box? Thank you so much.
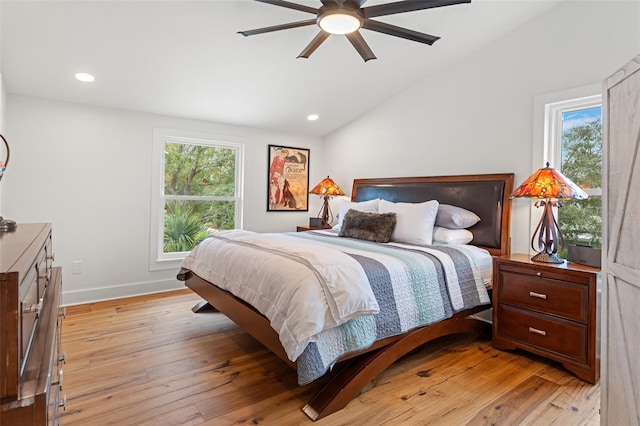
[290,231,490,385]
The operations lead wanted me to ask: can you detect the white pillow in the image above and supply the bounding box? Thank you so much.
[378,199,439,245]
[333,199,380,230]
[432,226,474,245]
[435,204,481,229]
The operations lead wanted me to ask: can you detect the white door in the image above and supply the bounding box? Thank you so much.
[602,54,640,425]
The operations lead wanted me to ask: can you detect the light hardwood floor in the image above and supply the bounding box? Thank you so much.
[60,289,600,425]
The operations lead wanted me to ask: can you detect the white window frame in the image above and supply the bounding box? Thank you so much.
[531,84,602,254]
[149,128,244,271]
[544,94,602,196]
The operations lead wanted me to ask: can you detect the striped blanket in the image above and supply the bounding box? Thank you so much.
[181,229,490,385]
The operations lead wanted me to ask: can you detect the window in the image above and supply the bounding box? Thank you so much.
[150,129,243,270]
[544,95,602,254]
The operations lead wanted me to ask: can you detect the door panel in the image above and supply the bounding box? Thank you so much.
[602,53,640,425]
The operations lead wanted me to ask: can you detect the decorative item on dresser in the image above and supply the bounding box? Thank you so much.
[492,253,600,383]
[0,133,17,232]
[0,223,65,425]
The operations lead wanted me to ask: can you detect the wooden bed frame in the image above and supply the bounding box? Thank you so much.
[179,172,514,421]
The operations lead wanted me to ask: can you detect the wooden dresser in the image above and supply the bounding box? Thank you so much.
[492,253,600,383]
[0,223,65,425]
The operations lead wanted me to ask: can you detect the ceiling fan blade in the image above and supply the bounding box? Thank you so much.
[298,31,330,58]
[254,0,318,15]
[239,19,316,37]
[363,0,470,18]
[345,31,377,62]
[362,19,440,45]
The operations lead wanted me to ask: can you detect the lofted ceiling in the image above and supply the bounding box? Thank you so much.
[0,0,562,137]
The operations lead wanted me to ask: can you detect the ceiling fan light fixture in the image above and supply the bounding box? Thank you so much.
[318,9,362,35]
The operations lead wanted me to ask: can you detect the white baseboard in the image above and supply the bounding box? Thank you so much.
[62,278,186,306]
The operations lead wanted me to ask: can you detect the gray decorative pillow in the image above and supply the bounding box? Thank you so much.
[339,210,397,243]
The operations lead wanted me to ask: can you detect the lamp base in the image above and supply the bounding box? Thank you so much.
[531,251,564,264]
[0,216,17,232]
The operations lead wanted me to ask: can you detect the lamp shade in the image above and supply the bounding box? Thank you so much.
[510,163,588,200]
[310,176,345,197]
[510,163,588,264]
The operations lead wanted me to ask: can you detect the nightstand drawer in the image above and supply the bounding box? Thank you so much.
[499,262,592,284]
[499,270,588,322]
[497,304,587,363]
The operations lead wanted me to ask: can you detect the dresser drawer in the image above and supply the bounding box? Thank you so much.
[48,308,66,425]
[36,248,49,299]
[497,304,587,363]
[20,267,40,370]
[498,270,588,322]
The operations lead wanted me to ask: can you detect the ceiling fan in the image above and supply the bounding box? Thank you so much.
[239,0,471,62]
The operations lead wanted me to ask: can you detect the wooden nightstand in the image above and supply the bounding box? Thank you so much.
[492,253,600,383]
[296,225,332,232]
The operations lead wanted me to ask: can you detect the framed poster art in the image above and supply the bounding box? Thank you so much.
[267,144,309,211]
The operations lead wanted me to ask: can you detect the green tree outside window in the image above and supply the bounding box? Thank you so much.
[163,142,238,253]
[559,108,602,251]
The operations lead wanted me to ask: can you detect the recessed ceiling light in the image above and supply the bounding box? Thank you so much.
[307,114,319,121]
[75,72,95,82]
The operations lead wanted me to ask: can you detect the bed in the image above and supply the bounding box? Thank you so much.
[177,173,514,421]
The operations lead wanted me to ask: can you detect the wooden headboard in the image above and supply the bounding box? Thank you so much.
[351,173,514,256]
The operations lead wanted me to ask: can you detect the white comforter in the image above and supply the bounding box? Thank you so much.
[181,230,380,361]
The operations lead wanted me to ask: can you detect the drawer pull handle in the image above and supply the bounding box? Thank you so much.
[528,326,547,336]
[58,394,67,410]
[52,369,63,387]
[529,291,547,300]
[536,272,542,277]
[24,298,44,315]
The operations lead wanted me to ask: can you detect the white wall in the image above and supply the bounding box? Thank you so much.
[0,75,5,131]
[5,96,324,305]
[0,73,5,214]
[0,1,6,210]
[324,0,640,255]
